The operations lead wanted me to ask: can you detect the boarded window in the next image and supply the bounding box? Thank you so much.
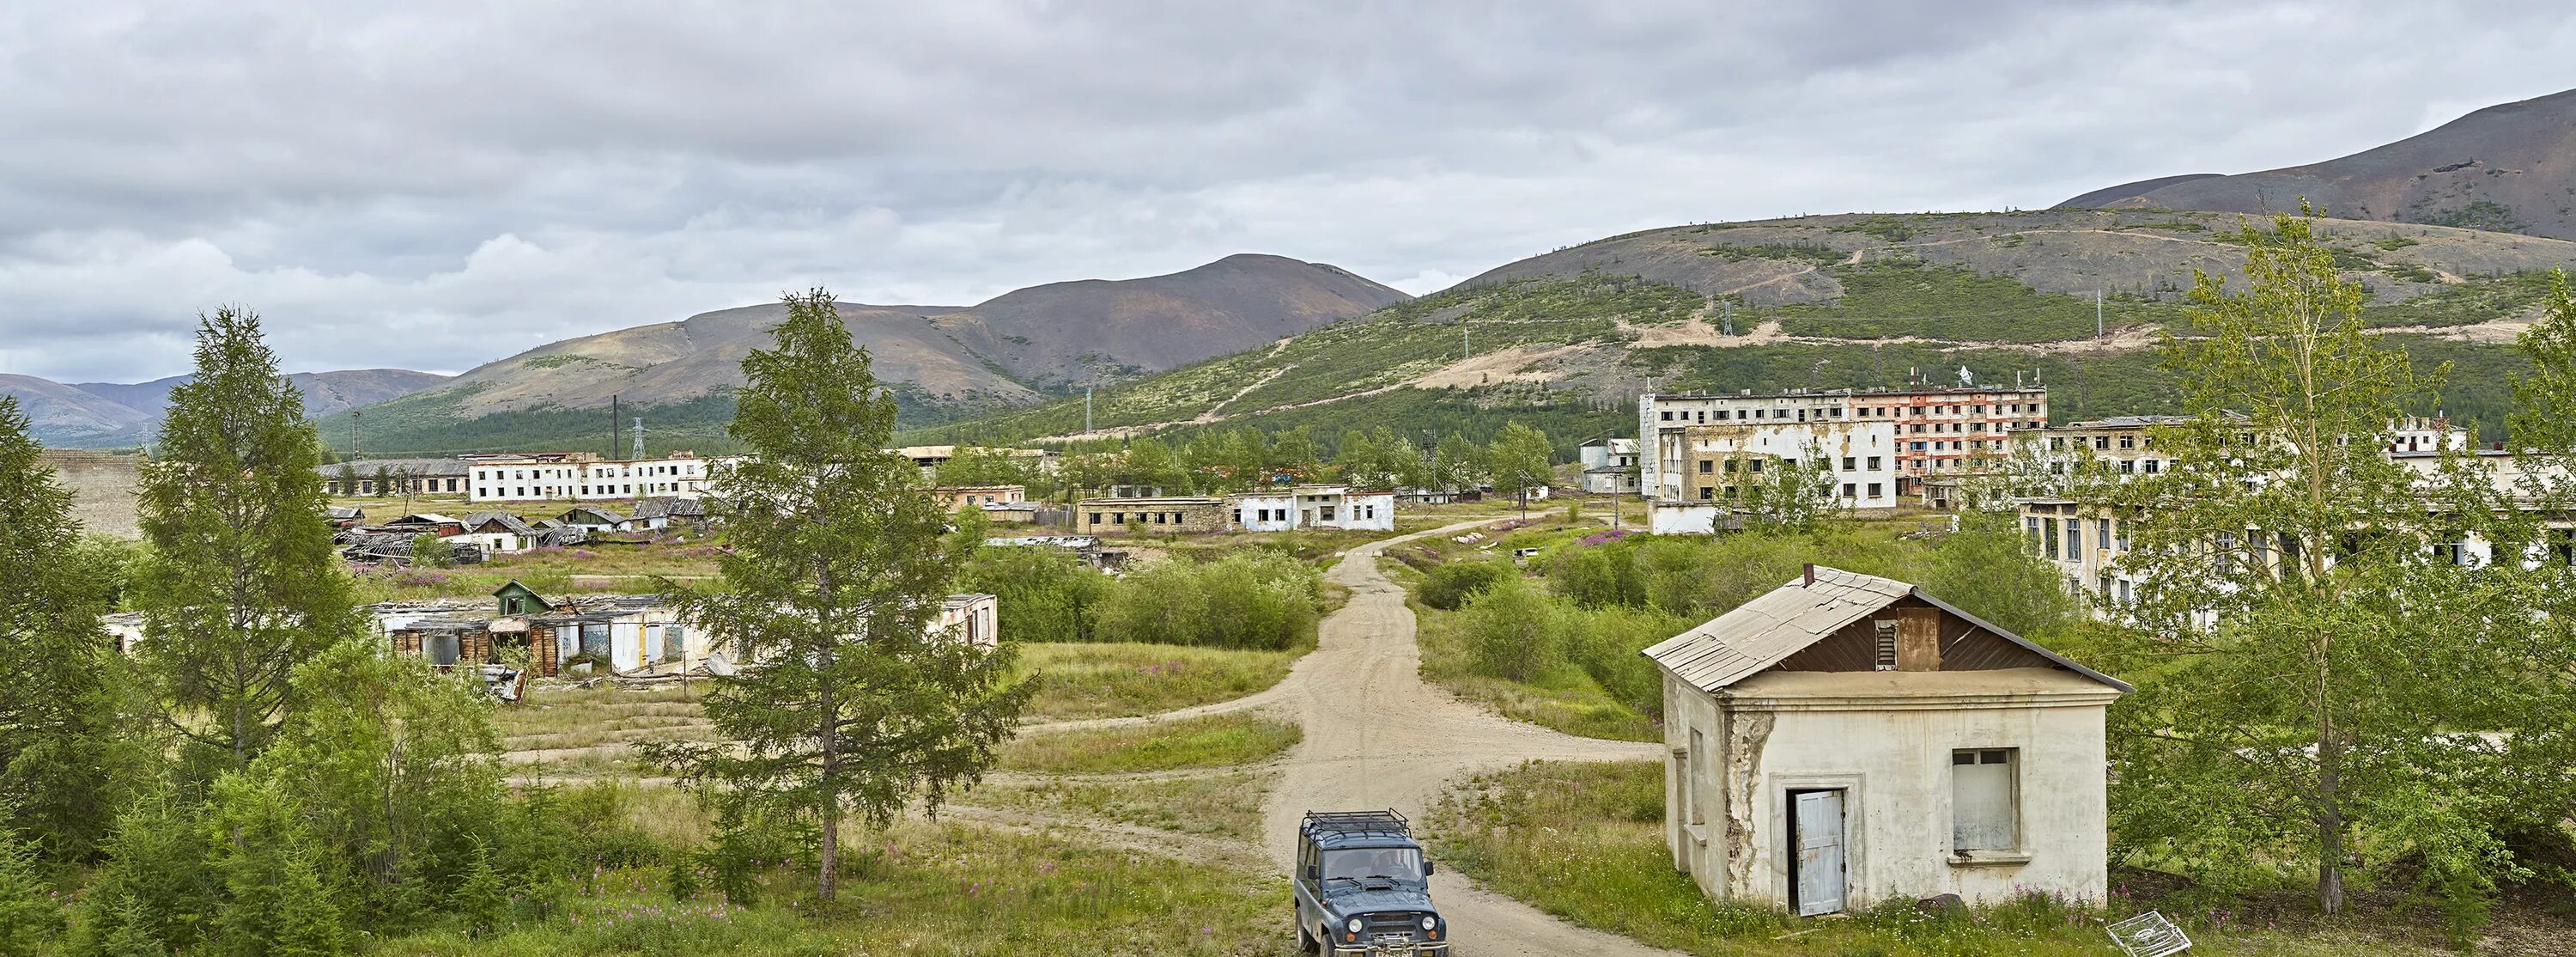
[1951,748,2018,851]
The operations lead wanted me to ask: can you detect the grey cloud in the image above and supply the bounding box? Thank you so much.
[2,1,2573,381]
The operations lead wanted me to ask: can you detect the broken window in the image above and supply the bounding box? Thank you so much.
[1951,748,2018,851]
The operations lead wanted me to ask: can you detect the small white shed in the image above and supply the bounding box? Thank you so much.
[1642,565,2130,915]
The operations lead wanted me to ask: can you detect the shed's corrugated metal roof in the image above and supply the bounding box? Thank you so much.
[1642,567,1909,692]
[1640,565,2132,694]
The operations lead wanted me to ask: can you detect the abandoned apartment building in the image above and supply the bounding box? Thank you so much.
[1642,565,2129,916]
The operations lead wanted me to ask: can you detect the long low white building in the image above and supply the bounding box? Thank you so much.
[465,452,732,503]
[1230,485,1397,532]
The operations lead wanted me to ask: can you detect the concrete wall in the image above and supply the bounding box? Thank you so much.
[1662,671,2116,911]
[38,450,143,539]
[1078,500,1229,535]
[1650,502,1722,535]
[1233,493,1297,532]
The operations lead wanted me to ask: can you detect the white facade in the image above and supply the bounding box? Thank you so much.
[1662,419,1901,514]
[1644,568,2129,915]
[937,594,999,650]
[468,454,729,503]
[1643,388,2047,502]
[1227,485,1397,532]
[1580,438,1642,495]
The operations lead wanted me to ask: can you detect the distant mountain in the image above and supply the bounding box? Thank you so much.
[3,369,451,447]
[914,209,2576,451]
[2060,88,2576,240]
[321,254,1407,456]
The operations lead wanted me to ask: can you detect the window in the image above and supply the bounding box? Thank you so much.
[2065,521,2081,557]
[1874,619,1899,671]
[2145,460,2161,474]
[1089,512,1102,524]
[2118,435,2136,449]
[1699,460,1713,474]
[1842,456,1856,471]
[1952,748,2019,851]
[1748,460,1764,473]
[1867,482,1882,497]
[1686,729,1707,825]
[2044,518,2061,559]
[1698,486,1714,500]
[1866,456,1881,471]
[1842,483,1856,497]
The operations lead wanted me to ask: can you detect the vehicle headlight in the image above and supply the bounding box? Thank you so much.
[1421,916,1437,931]
[1346,917,1364,934]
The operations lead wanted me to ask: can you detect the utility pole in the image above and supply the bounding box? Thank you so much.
[2096,289,2105,339]
[1084,387,1094,435]
[1462,322,1470,360]
[351,410,361,462]
[610,394,621,460]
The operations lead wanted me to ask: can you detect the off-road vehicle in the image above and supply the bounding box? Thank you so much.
[1293,809,1448,954]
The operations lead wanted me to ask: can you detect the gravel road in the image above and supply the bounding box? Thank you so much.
[1258,518,1677,957]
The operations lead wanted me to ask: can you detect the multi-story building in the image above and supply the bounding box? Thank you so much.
[1668,419,1900,509]
[2014,415,2195,480]
[1641,386,2047,503]
[465,452,729,503]
[1577,438,1642,495]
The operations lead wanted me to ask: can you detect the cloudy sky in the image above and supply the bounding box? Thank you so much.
[3,1,2572,382]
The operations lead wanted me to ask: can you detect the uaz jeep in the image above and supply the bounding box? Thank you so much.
[1294,809,1448,954]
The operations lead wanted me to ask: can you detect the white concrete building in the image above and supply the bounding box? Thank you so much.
[937,594,999,650]
[466,452,730,504]
[1228,485,1397,532]
[1643,566,2130,915]
[1643,387,2048,502]
[1579,438,1642,495]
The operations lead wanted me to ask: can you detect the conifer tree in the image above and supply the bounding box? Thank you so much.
[135,307,360,770]
[2096,210,2569,917]
[0,820,64,954]
[641,289,1030,902]
[0,396,142,859]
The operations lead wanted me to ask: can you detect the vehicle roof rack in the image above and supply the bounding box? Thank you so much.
[1301,809,1410,838]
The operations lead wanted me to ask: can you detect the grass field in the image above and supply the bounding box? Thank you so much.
[1014,643,1303,722]
[1426,760,2445,957]
[372,820,1293,956]
[968,769,1274,842]
[999,714,1303,775]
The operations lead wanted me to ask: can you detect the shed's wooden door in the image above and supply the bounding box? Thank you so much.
[1792,789,1847,916]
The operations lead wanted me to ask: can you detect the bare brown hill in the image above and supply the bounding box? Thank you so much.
[2059,88,2576,240]
[931,253,1410,387]
[388,254,1403,418]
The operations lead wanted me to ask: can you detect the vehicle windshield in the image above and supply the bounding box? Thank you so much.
[1322,847,1425,883]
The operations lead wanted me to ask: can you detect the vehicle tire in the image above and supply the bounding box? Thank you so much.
[1297,913,1315,954]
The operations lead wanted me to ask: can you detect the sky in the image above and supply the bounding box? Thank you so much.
[3,1,2573,382]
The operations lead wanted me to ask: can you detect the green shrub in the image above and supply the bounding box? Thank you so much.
[1420,560,1511,611]
[0,822,62,954]
[1459,578,1564,682]
[1094,551,1321,649]
[72,798,216,957]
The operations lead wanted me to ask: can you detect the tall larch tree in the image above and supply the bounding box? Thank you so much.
[136,307,359,771]
[642,289,1030,902]
[0,396,144,858]
[1485,421,1553,518]
[2097,210,2563,921]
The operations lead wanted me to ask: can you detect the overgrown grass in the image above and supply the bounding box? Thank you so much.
[372,822,1291,956]
[1014,643,1303,721]
[1000,714,1303,775]
[1412,597,1662,742]
[1427,760,2415,957]
[967,770,1273,841]
[495,683,710,753]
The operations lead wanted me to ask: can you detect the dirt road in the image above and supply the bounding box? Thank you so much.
[1259,519,1675,957]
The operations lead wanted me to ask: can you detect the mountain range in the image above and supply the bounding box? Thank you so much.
[2061,88,2576,241]
[305,253,1406,456]
[3,369,451,448]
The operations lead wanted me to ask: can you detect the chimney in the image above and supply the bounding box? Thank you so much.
[1803,564,1816,586]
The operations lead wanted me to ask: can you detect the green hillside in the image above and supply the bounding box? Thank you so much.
[907,210,2572,448]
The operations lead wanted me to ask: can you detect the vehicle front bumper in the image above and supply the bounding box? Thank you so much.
[1327,941,1449,955]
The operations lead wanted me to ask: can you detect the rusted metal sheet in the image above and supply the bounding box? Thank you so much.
[1896,606,1941,672]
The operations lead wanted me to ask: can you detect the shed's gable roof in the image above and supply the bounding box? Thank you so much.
[1640,565,2129,694]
